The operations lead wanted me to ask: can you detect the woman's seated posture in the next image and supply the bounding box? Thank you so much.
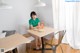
[29,11,42,49]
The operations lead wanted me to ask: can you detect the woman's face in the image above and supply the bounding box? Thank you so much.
[32,15,37,19]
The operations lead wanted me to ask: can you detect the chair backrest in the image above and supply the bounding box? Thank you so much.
[57,30,66,45]
[0,32,6,38]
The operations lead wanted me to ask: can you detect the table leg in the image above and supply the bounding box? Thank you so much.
[12,48,18,53]
[41,37,45,53]
[33,37,52,53]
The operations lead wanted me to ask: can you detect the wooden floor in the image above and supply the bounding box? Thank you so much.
[26,43,80,53]
[24,34,80,53]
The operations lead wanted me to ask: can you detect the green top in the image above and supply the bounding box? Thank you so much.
[29,18,40,27]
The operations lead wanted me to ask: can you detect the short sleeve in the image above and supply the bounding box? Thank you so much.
[37,18,40,23]
[29,20,32,26]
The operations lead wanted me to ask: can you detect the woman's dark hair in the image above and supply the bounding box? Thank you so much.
[30,11,37,18]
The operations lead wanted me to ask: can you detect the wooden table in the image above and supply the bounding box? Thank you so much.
[0,34,34,53]
[27,27,58,53]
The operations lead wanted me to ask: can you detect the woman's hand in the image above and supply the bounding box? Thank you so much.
[40,22,44,29]
[29,25,34,30]
[37,22,44,29]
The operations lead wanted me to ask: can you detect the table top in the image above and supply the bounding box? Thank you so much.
[0,34,34,52]
[27,27,58,37]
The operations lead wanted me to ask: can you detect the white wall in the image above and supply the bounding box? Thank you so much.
[0,0,36,53]
[0,0,53,34]
[0,0,54,53]
[0,0,36,34]
[35,0,53,27]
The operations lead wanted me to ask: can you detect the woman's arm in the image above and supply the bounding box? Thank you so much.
[38,22,40,26]
[29,25,34,29]
[36,22,41,29]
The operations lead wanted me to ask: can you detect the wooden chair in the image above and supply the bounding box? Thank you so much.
[44,30,66,53]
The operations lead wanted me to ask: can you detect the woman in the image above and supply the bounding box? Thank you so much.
[29,11,42,49]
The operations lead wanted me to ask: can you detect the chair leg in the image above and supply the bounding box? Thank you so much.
[52,46,56,53]
[29,44,32,53]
